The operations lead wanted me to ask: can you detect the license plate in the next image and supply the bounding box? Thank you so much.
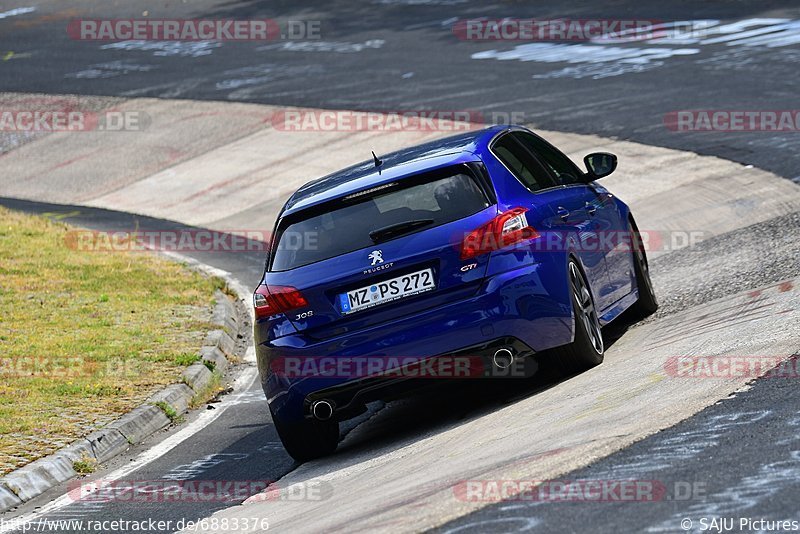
[339,268,435,314]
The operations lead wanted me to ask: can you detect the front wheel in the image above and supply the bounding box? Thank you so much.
[270,406,339,463]
[549,260,604,375]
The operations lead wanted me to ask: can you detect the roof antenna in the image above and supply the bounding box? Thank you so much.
[372,151,383,172]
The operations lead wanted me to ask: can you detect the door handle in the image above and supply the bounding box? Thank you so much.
[585,202,597,216]
[557,207,570,221]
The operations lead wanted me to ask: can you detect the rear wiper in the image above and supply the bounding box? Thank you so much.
[369,219,434,243]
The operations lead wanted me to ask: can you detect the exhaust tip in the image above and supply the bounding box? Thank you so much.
[492,348,515,369]
[311,400,334,421]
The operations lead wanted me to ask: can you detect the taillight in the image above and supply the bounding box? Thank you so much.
[253,284,308,319]
[461,207,540,260]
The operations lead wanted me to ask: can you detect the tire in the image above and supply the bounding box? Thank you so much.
[629,223,658,318]
[270,407,339,462]
[549,260,604,375]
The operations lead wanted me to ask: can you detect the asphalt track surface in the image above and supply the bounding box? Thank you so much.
[2,1,800,533]
[2,198,798,533]
[437,354,800,534]
[3,0,800,180]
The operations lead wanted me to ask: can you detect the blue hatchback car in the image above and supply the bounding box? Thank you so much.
[254,125,657,461]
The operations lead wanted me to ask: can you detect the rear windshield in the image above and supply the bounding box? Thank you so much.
[270,165,491,271]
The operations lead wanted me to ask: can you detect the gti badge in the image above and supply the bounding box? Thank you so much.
[368,250,384,266]
[460,263,478,272]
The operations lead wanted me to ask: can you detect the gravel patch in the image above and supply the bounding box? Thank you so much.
[648,209,800,319]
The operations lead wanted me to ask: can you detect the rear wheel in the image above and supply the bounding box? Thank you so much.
[629,223,658,318]
[270,407,339,462]
[549,260,604,375]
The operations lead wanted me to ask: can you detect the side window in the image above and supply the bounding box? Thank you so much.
[513,132,583,186]
[491,134,556,192]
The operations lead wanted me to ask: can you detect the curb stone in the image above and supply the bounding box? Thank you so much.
[150,384,195,417]
[0,485,21,512]
[85,429,130,464]
[181,363,214,394]
[204,330,236,358]
[211,289,239,335]
[0,291,245,513]
[3,456,75,503]
[106,406,171,445]
[200,346,228,373]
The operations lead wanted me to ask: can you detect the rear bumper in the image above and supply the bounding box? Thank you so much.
[256,261,573,423]
[302,336,537,422]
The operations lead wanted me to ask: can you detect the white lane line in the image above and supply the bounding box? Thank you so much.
[0,363,259,533]
[0,7,35,19]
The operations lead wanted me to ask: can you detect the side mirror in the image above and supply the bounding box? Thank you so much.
[584,152,617,179]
